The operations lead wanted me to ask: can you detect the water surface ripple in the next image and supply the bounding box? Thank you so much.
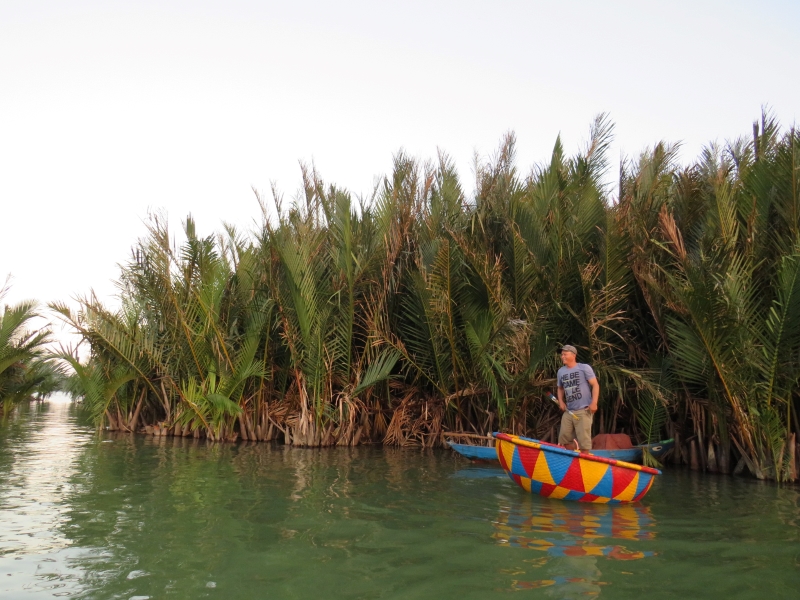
[1,398,798,599]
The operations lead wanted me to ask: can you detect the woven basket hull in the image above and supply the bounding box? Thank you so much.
[494,433,660,503]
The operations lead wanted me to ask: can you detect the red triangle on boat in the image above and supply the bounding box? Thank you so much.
[560,457,585,492]
[517,446,540,478]
[539,483,558,497]
[610,465,637,498]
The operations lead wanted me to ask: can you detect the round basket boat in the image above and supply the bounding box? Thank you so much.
[493,433,661,503]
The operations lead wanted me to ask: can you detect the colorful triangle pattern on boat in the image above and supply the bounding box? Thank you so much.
[494,433,660,504]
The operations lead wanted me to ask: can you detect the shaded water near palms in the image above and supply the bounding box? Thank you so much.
[1,398,798,599]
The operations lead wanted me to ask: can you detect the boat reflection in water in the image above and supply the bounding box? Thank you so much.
[493,499,657,595]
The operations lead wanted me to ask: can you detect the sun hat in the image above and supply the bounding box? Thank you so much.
[560,345,578,355]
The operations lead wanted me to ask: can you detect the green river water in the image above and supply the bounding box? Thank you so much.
[1,398,798,599]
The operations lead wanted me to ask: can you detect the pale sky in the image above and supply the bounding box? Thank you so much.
[2,0,798,316]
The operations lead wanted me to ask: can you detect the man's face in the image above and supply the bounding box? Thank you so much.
[561,350,576,365]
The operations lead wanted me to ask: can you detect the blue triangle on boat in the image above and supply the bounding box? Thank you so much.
[589,466,614,498]
[543,450,571,485]
[528,478,543,494]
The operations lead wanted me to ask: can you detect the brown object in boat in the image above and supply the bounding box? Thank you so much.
[592,433,634,450]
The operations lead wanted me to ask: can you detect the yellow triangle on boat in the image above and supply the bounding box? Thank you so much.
[500,440,515,470]
[580,461,608,493]
[532,450,556,485]
[548,486,571,499]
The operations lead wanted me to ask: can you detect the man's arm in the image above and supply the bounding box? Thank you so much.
[557,385,566,411]
[588,377,599,413]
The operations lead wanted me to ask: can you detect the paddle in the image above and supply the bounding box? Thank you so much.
[545,391,578,420]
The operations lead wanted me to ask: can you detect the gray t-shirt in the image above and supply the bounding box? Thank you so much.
[557,363,596,411]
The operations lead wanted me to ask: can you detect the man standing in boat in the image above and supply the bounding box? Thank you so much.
[556,345,599,451]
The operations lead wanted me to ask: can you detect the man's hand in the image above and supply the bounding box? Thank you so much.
[558,401,566,412]
[588,401,598,414]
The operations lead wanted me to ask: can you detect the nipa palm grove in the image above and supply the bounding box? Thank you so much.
[25,113,799,481]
